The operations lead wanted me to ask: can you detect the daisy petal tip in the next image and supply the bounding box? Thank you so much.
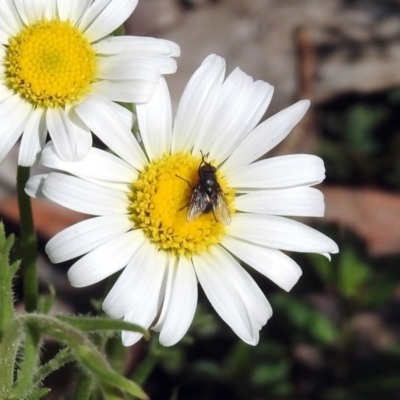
[322,253,332,261]
[67,263,95,289]
[66,271,83,288]
[25,174,47,198]
[284,271,303,292]
[244,333,260,346]
[44,242,55,263]
[121,332,143,347]
[321,244,339,261]
[101,299,124,320]
[203,54,225,67]
[327,239,340,257]
[168,41,181,57]
[299,99,311,109]
[158,334,178,347]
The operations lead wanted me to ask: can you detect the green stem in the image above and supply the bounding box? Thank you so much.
[0,270,14,338]
[131,337,159,386]
[0,319,24,397]
[13,325,41,399]
[17,166,38,312]
[73,371,94,400]
[33,348,75,386]
[0,224,17,338]
[21,315,148,399]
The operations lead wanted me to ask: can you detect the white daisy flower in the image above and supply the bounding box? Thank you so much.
[0,0,179,166]
[26,55,338,347]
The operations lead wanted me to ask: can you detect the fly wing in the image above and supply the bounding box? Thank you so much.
[213,191,231,225]
[187,187,210,221]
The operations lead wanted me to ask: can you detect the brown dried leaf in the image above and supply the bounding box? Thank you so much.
[322,186,400,256]
[0,196,87,238]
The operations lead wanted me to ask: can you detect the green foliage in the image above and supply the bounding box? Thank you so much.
[272,293,338,345]
[0,224,19,338]
[337,249,371,299]
[318,89,400,190]
[0,222,150,400]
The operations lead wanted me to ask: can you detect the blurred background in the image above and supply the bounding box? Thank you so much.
[2,0,400,399]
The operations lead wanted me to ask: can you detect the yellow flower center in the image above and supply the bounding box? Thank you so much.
[128,153,235,257]
[4,19,97,108]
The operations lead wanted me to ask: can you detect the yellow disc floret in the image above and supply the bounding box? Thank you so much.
[128,153,235,257]
[4,19,97,108]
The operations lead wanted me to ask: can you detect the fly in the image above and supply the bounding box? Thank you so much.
[184,152,231,225]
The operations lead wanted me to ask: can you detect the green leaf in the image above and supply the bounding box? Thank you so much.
[57,315,149,338]
[308,253,334,284]
[73,371,95,400]
[37,285,56,315]
[0,319,24,397]
[77,345,148,400]
[337,249,371,299]
[308,312,336,345]
[24,387,51,400]
[251,360,290,386]
[190,360,226,381]
[272,294,337,345]
[0,223,19,337]
[13,325,41,399]
[33,348,75,388]
[344,104,384,152]
[20,314,148,400]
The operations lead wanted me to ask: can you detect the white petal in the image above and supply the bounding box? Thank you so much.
[235,187,325,217]
[171,55,226,154]
[212,246,272,332]
[42,0,56,19]
[13,0,55,24]
[136,77,172,159]
[75,96,147,170]
[93,36,180,58]
[223,100,310,173]
[18,108,46,167]
[46,107,92,162]
[90,77,159,104]
[0,0,22,40]
[14,0,47,24]
[25,174,48,200]
[0,95,32,165]
[228,154,326,190]
[0,81,13,103]
[67,230,142,287]
[192,67,253,157]
[156,257,198,346]
[103,241,165,319]
[118,248,168,346]
[228,213,339,256]
[121,306,151,346]
[97,54,177,78]
[14,0,37,25]
[192,250,255,344]
[204,72,274,163]
[79,95,134,130]
[121,299,153,346]
[221,235,302,291]
[96,57,160,80]
[42,172,129,215]
[42,144,136,185]
[211,80,274,163]
[56,0,91,24]
[46,215,133,263]
[79,0,138,42]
